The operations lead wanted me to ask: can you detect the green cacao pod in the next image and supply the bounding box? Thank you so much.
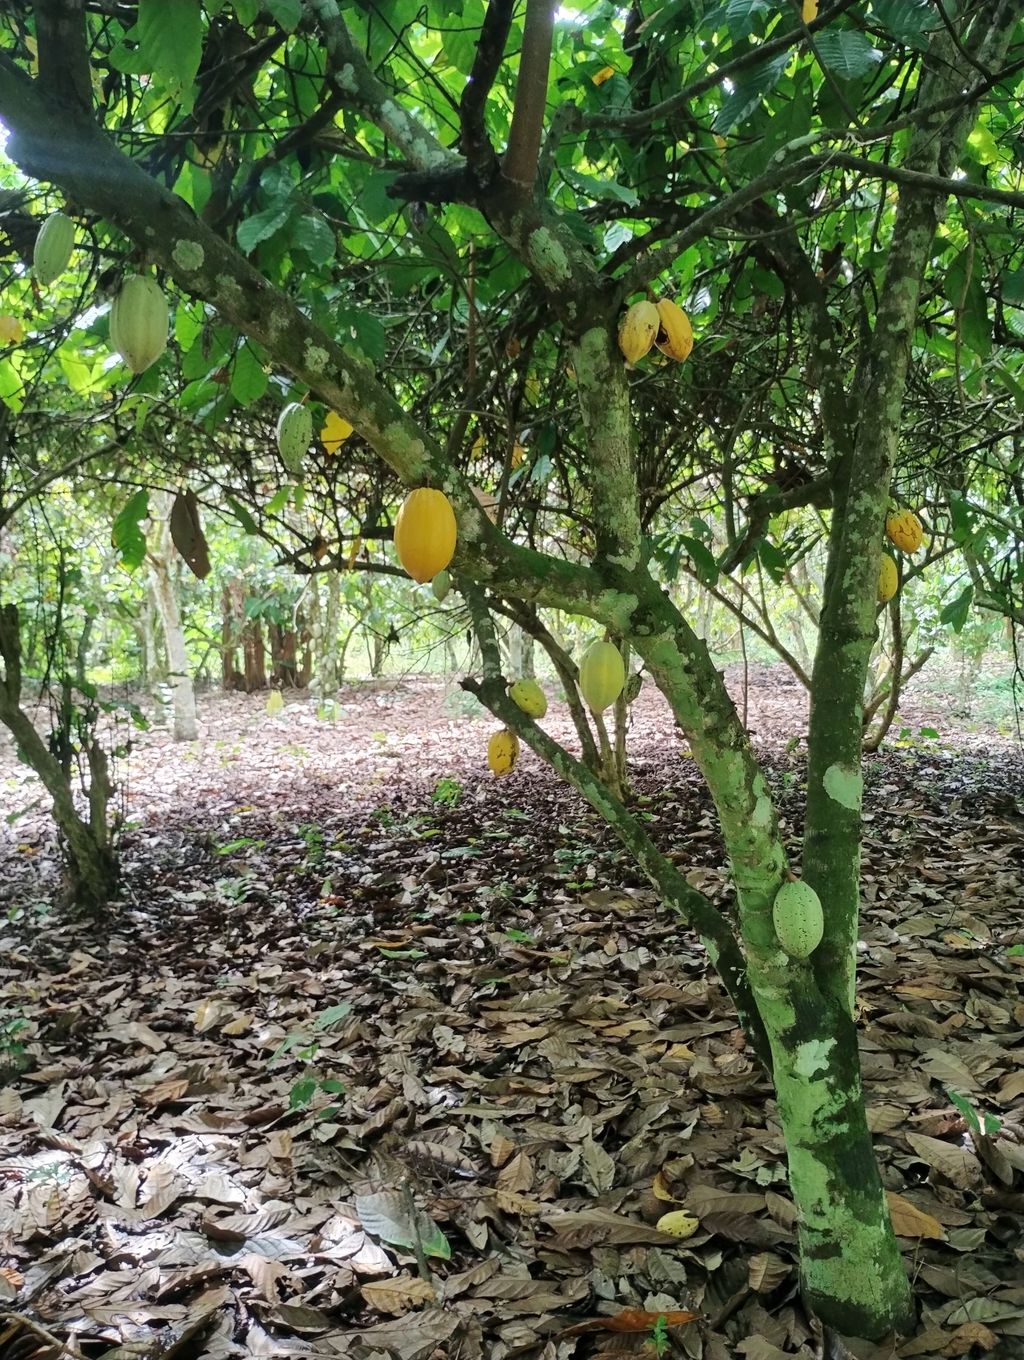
[509,677,547,719]
[432,570,451,602]
[772,879,824,959]
[276,402,311,474]
[579,640,626,713]
[109,275,169,373]
[33,211,75,286]
[624,672,643,704]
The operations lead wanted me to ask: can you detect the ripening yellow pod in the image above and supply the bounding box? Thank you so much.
[393,488,457,583]
[487,729,520,776]
[617,300,659,364]
[885,509,924,554]
[655,298,694,362]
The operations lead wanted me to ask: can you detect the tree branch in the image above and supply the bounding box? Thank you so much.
[33,0,92,114]
[463,588,772,1070]
[502,0,556,194]
[460,0,515,180]
[582,0,860,135]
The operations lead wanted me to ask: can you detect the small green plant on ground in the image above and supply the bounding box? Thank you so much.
[267,1001,352,1114]
[0,1012,31,1082]
[430,775,463,807]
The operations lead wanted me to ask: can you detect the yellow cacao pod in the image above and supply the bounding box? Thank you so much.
[509,678,547,719]
[802,0,818,20]
[656,1210,700,1239]
[772,880,824,959]
[109,275,168,373]
[394,488,457,583]
[33,211,75,286]
[885,509,924,554]
[877,554,898,604]
[487,728,520,777]
[579,640,626,713]
[655,298,694,362]
[617,300,659,364]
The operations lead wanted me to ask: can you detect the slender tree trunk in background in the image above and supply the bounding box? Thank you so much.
[220,584,239,690]
[242,616,266,692]
[323,572,341,689]
[148,503,199,741]
[296,608,312,687]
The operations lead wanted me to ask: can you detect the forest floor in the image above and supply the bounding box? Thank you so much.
[1,667,1023,1360]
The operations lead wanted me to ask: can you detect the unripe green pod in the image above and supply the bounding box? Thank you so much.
[772,879,824,959]
[33,211,75,286]
[579,640,625,713]
[276,402,312,474]
[109,275,169,373]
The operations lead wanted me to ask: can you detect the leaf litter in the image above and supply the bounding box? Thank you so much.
[0,672,1022,1358]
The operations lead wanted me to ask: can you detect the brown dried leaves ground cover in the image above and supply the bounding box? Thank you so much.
[0,672,1022,1359]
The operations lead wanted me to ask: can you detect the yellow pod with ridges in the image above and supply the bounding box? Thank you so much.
[617,300,659,364]
[885,509,924,553]
[394,488,457,583]
[655,298,694,362]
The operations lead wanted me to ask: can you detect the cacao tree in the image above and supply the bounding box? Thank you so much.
[2,0,1023,1337]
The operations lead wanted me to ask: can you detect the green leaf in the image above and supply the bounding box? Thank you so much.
[138,0,203,111]
[704,0,770,37]
[940,584,973,633]
[562,169,637,206]
[225,496,259,535]
[681,535,719,586]
[289,1076,318,1109]
[358,172,398,225]
[266,486,294,515]
[813,31,883,80]
[266,0,302,30]
[313,1002,352,1030]
[869,0,933,42]
[292,212,336,266]
[713,52,788,133]
[334,307,387,363]
[230,343,269,406]
[237,204,293,254]
[112,489,150,571]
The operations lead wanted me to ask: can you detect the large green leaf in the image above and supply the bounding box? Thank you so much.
[813,32,883,80]
[713,52,789,133]
[137,0,203,112]
[112,490,150,571]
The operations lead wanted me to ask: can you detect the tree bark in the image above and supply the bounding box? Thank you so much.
[0,604,116,911]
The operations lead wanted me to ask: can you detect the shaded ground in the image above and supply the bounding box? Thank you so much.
[1,671,1023,1359]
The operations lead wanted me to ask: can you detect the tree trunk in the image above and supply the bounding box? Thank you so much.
[148,500,199,741]
[221,584,238,690]
[0,604,117,912]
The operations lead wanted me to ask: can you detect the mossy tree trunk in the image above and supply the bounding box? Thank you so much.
[0,604,117,912]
